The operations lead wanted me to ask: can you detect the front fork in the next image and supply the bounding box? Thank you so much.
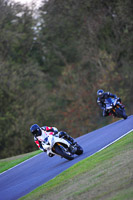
[112,104,121,116]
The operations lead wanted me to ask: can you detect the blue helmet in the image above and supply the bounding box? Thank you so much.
[30,124,42,137]
[97,89,104,96]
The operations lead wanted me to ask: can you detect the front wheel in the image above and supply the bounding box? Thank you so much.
[54,144,74,160]
[122,109,128,119]
[115,108,127,119]
[75,144,83,155]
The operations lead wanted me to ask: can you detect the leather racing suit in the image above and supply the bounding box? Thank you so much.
[97,92,118,116]
[34,126,75,156]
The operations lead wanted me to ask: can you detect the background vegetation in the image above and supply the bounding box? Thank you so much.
[0,0,132,158]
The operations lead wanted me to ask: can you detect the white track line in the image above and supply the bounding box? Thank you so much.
[90,129,133,156]
[0,152,41,175]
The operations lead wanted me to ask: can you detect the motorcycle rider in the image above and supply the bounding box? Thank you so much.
[97,89,121,117]
[30,124,76,157]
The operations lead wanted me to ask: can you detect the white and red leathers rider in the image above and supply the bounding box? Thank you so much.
[30,124,75,156]
[34,126,58,151]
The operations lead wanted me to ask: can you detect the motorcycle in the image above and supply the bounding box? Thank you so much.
[104,98,127,119]
[41,133,83,160]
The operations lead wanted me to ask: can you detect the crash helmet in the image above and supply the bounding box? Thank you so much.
[30,124,42,137]
[97,89,104,96]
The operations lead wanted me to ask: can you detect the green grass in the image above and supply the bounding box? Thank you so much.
[0,150,41,173]
[19,131,133,200]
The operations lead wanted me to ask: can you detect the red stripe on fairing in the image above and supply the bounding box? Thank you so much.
[49,132,54,135]
[46,126,53,131]
[35,140,40,147]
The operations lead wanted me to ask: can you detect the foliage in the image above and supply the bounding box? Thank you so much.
[0,0,132,158]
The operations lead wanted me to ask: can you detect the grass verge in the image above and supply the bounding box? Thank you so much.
[20,131,133,200]
[0,150,41,173]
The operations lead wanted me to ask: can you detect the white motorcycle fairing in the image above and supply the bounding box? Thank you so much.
[41,135,71,157]
[37,130,50,142]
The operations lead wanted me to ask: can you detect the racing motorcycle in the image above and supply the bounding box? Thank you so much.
[41,133,83,160]
[104,98,127,119]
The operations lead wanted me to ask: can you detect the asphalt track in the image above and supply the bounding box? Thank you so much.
[0,115,133,200]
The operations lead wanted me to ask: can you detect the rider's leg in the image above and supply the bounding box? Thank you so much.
[59,131,75,144]
[103,109,109,117]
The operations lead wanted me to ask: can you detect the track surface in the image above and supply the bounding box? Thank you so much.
[0,115,133,200]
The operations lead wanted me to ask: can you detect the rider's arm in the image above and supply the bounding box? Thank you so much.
[34,137,45,151]
[97,98,105,109]
[45,126,58,134]
[109,93,121,102]
[108,92,117,99]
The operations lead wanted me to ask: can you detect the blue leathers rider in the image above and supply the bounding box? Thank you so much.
[97,89,122,117]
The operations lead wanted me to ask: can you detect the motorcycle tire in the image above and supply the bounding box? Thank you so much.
[115,108,127,119]
[75,144,83,155]
[122,109,128,120]
[54,144,74,160]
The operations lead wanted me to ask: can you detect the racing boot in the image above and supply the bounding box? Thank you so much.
[69,144,77,154]
[47,151,55,157]
[66,134,77,153]
[66,134,78,146]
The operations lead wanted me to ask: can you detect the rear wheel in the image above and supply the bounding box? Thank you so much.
[54,144,74,160]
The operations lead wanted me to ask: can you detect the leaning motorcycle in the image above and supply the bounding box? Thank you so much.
[42,133,83,160]
[104,98,127,119]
